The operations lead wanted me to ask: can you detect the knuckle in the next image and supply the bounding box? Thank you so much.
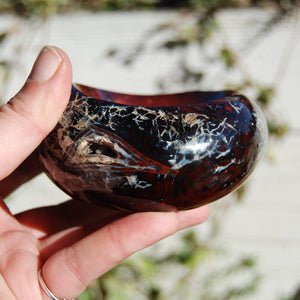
[1,96,48,139]
[64,246,86,287]
[106,222,130,262]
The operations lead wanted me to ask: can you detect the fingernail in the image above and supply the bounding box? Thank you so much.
[29,46,62,83]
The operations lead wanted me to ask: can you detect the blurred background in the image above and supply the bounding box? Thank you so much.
[0,1,299,299]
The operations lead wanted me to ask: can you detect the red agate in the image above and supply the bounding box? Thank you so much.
[38,84,267,211]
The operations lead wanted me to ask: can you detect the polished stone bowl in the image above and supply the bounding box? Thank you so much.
[38,84,267,212]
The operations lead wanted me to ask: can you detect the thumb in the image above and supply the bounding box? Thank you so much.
[0,46,72,180]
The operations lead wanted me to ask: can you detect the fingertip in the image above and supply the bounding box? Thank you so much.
[176,205,210,230]
[12,45,72,131]
[40,46,73,127]
[29,46,62,83]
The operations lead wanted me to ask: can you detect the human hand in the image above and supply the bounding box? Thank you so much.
[0,46,210,299]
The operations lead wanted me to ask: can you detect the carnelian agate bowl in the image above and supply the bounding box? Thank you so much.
[38,84,267,211]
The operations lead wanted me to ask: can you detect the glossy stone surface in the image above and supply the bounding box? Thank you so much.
[38,84,267,211]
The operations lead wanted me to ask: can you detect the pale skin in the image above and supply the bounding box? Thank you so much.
[0,46,210,299]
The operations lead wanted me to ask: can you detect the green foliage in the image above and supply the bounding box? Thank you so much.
[189,0,248,11]
[0,0,298,17]
[0,0,159,16]
[0,0,69,17]
[99,0,158,10]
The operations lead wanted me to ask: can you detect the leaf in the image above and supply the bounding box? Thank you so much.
[267,119,289,138]
[159,39,188,50]
[0,32,7,44]
[256,86,275,107]
[220,47,236,69]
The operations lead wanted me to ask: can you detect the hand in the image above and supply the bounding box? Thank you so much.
[0,46,210,299]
